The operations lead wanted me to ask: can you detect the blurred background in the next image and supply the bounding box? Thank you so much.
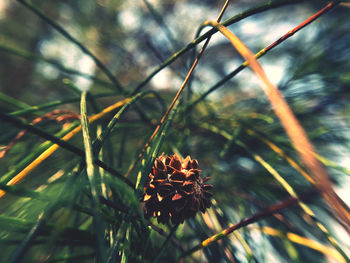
[1,0,350,262]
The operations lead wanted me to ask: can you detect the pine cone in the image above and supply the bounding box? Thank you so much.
[142,153,213,224]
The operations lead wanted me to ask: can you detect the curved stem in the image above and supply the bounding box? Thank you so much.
[204,16,350,233]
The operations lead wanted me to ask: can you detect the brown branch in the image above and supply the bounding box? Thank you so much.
[182,195,303,258]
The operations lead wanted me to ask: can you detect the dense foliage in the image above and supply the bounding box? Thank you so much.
[1,0,350,262]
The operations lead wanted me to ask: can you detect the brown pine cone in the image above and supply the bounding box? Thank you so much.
[142,153,213,224]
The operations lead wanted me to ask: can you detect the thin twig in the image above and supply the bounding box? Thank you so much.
[131,0,303,94]
[264,1,340,52]
[0,110,79,159]
[188,1,340,110]
[8,93,117,116]
[125,0,231,178]
[182,195,302,258]
[0,97,135,198]
[0,112,134,198]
